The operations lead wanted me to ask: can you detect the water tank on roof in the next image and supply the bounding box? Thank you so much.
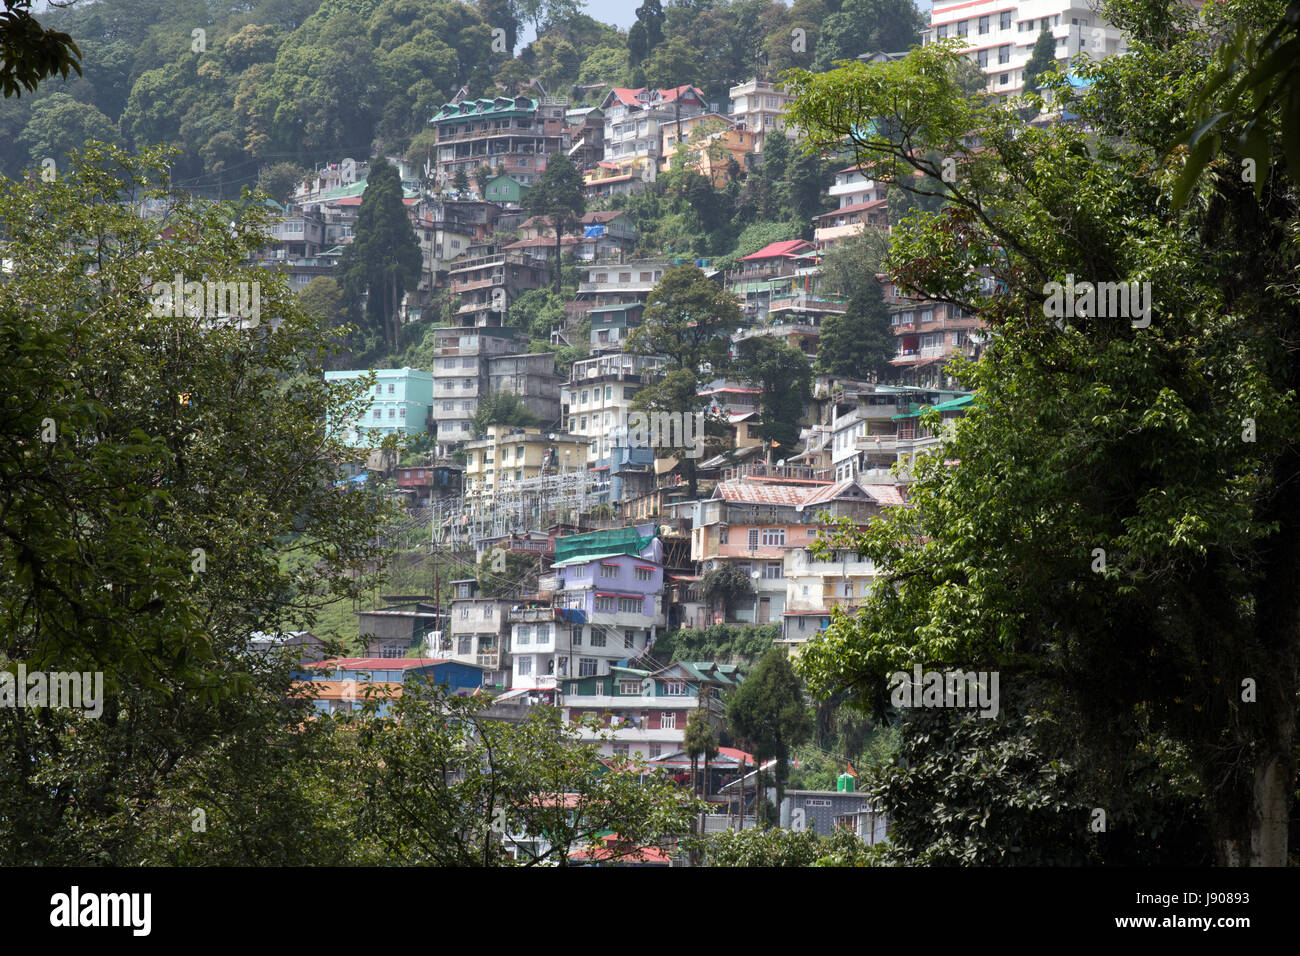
[837,773,856,792]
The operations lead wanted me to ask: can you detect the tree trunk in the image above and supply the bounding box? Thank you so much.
[554,216,563,297]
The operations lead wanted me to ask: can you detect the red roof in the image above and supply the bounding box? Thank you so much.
[607,85,705,107]
[570,834,672,864]
[741,239,814,261]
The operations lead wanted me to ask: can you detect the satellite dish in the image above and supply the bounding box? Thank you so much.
[777,459,785,467]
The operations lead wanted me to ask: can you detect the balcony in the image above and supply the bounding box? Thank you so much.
[476,653,500,668]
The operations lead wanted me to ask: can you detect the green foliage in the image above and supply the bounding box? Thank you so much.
[0,144,390,863]
[257,161,309,205]
[339,157,422,354]
[696,825,875,866]
[787,0,1300,865]
[728,648,813,808]
[508,287,566,343]
[699,565,757,621]
[0,0,83,98]
[735,337,812,454]
[522,152,585,296]
[652,623,778,665]
[1022,26,1058,92]
[815,279,894,381]
[810,0,925,71]
[355,683,701,865]
[470,390,540,438]
[477,547,539,597]
[18,93,118,167]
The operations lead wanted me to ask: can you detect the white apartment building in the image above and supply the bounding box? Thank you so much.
[599,86,710,184]
[562,352,667,464]
[727,79,795,154]
[923,0,1128,97]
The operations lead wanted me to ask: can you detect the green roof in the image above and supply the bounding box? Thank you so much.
[553,526,654,566]
[891,393,977,419]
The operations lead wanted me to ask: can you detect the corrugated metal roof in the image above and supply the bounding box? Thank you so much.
[711,480,827,505]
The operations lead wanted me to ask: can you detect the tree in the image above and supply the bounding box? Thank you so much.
[18,92,118,167]
[684,707,719,799]
[696,826,875,866]
[0,144,389,863]
[452,167,470,194]
[339,158,422,354]
[477,547,538,598]
[470,390,539,438]
[257,161,309,205]
[354,681,700,865]
[522,152,585,296]
[815,280,894,381]
[1022,27,1057,92]
[811,0,925,71]
[627,266,742,497]
[727,648,813,818]
[628,0,664,65]
[784,0,1300,865]
[700,565,756,622]
[0,0,82,98]
[735,337,812,455]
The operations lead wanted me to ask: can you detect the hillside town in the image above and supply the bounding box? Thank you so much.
[2,0,1296,881]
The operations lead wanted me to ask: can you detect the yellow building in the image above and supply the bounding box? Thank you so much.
[463,424,588,503]
[659,113,757,186]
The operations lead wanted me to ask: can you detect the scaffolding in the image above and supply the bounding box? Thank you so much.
[431,469,612,549]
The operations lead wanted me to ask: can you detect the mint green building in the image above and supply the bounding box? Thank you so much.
[324,367,434,444]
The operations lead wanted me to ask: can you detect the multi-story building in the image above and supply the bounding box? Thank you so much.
[563,352,667,464]
[430,94,570,187]
[296,657,484,716]
[323,367,434,445]
[732,255,846,360]
[780,546,881,650]
[883,275,986,388]
[679,479,891,625]
[599,86,710,186]
[463,425,587,503]
[568,259,680,356]
[429,326,529,454]
[446,249,549,328]
[725,239,816,323]
[394,464,462,506]
[659,113,757,185]
[504,210,637,262]
[565,106,606,171]
[548,525,666,678]
[487,351,563,424]
[922,0,1128,98]
[445,578,513,688]
[559,660,741,760]
[813,164,889,250]
[727,78,795,154]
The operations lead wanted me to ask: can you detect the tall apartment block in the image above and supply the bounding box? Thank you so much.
[922,1,1128,97]
[727,79,795,154]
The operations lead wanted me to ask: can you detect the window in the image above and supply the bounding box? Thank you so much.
[573,627,583,645]
[591,628,606,647]
[388,384,395,394]
[443,402,453,411]
[399,408,406,419]
[459,606,469,618]
[977,49,989,67]
[718,527,729,545]
[634,568,652,582]
[999,10,1011,29]
[761,528,785,546]
[613,743,629,758]
[618,597,640,614]
[559,656,568,676]
[462,357,474,368]
[661,712,677,730]
[748,529,760,550]
[388,408,396,419]
[649,744,662,759]
[999,45,1010,64]
[517,656,532,676]
[936,24,948,38]
[1000,72,1010,84]
[763,562,783,579]
[619,679,641,694]
[537,624,550,643]
[663,680,688,695]
[517,626,531,645]
[462,401,472,411]
[483,605,494,619]
[807,527,818,536]
[956,19,968,36]
[595,596,614,612]
[978,14,989,34]
[458,635,471,654]
[579,658,597,677]
[372,409,381,420]
[601,564,619,578]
